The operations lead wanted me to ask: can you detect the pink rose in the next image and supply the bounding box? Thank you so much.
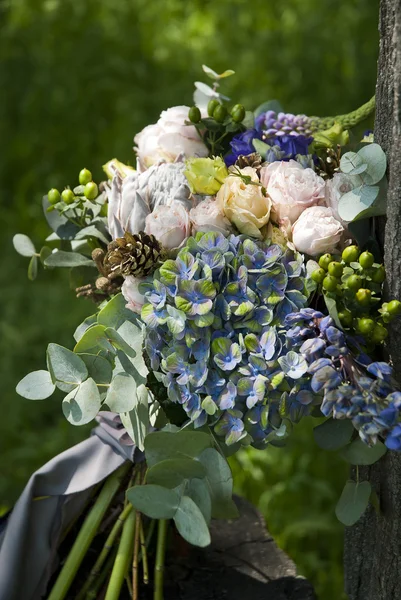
[122,276,147,314]
[134,106,208,169]
[190,198,232,235]
[145,203,191,249]
[292,206,344,256]
[260,160,325,224]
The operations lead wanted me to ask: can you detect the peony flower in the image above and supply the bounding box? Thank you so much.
[216,167,271,239]
[107,162,193,240]
[190,198,232,235]
[184,157,229,195]
[292,206,344,256]
[145,203,191,250]
[134,106,208,169]
[324,172,355,225]
[122,276,147,314]
[259,160,325,225]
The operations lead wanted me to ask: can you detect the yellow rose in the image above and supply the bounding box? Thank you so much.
[216,167,271,238]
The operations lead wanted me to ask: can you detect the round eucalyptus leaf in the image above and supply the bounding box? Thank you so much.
[79,353,113,386]
[44,250,95,268]
[27,255,38,281]
[340,152,366,175]
[338,185,380,222]
[313,417,354,450]
[199,448,238,519]
[174,495,211,548]
[144,430,212,468]
[13,234,36,257]
[126,484,181,519]
[357,143,387,185]
[340,438,387,465]
[186,478,212,525]
[335,480,371,526]
[47,343,88,392]
[62,377,101,425]
[146,458,207,489]
[39,246,52,266]
[105,373,138,413]
[97,294,137,330]
[16,370,55,400]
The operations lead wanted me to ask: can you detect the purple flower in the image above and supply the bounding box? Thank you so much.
[225,129,262,166]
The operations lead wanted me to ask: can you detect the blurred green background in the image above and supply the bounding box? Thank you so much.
[0,1,379,598]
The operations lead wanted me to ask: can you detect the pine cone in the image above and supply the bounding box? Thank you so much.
[315,145,342,179]
[235,152,263,169]
[104,231,164,278]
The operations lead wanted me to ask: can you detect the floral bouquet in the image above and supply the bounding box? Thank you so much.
[9,65,401,599]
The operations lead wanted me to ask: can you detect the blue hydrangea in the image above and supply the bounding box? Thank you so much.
[142,232,308,447]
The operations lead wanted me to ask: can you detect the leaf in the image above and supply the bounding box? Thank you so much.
[73,314,98,342]
[105,327,138,358]
[199,448,238,519]
[62,378,101,425]
[313,418,354,451]
[146,458,207,489]
[174,495,211,547]
[74,324,114,355]
[254,99,283,118]
[39,246,52,266]
[127,484,181,519]
[145,430,212,468]
[13,234,36,257]
[335,480,371,526]
[202,65,235,80]
[75,224,110,245]
[16,370,55,400]
[115,321,148,378]
[98,294,138,330]
[105,373,138,413]
[47,343,88,392]
[79,353,113,386]
[323,294,343,329]
[44,251,96,268]
[42,195,79,239]
[340,151,366,175]
[338,185,380,222]
[340,438,387,465]
[186,478,212,524]
[120,385,149,451]
[252,138,270,159]
[357,143,387,185]
[27,255,38,281]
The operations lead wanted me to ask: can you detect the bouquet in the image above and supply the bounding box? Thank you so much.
[11,65,401,599]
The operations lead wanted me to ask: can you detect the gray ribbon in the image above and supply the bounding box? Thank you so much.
[0,413,138,600]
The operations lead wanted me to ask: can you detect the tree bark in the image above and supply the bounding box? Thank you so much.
[344,2,401,599]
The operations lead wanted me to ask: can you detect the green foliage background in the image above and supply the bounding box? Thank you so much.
[0,1,379,598]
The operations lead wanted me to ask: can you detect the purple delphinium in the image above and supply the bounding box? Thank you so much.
[225,129,313,166]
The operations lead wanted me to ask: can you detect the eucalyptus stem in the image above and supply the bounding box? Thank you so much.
[76,502,133,600]
[105,507,136,600]
[47,463,130,600]
[132,510,141,600]
[154,520,169,600]
[140,518,149,584]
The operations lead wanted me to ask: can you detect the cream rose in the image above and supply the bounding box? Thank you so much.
[260,160,325,225]
[122,276,147,314]
[134,106,208,169]
[216,167,271,238]
[292,206,344,256]
[190,198,232,235]
[145,203,191,250]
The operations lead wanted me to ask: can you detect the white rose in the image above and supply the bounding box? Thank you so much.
[292,206,344,256]
[122,276,147,314]
[324,173,355,225]
[145,203,191,249]
[216,167,271,239]
[134,106,208,169]
[259,160,326,225]
[190,198,232,235]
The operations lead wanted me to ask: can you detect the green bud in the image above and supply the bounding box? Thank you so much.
[342,245,360,264]
[387,300,401,316]
[347,274,362,291]
[355,288,372,306]
[311,268,326,284]
[359,251,375,269]
[323,275,338,292]
[371,323,388,343]
[79,168,92,185]
[318,253,333,270]
[357,318,375,335]
[313,123,350,150]
[213,104,227,123]
[338,309,353,328]
[371,265,386,284]
[48,188,61,205]
[103,158,135,180]
[207,99,219,117]
[184,157,228,195]
[188,106,201,124]
[231,104,245,123]
[61,188,75,205]
[328,261,343,278]
[84,181,98,201]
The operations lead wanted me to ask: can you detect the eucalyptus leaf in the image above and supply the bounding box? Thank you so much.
[119,384,149,450]
[62,377,101,425]
[323,294,343,329]
[73,314,98,342]
[39,246,52,266]
[98,294,138,330]
[13,234,36,257]
[28,255,38,281]
[145,430,212,468]
[340,152,366,175]
[357,143,387,185]
[199,448,238,519]
[42,195,79,239]
[105,327,138,358]
[47,343,88,392]
[174,495,211,547]
[313,418,354,451]
[252,138,270,159]
[338,185,380,222]
[146,458,207,489]
[186,478,212,524]
[16,370,55,400]
[79,353,113,386]
[74,324,115,355]
[340,438,387,465]
[44,251,95,268]
[75,224,110,246]
[105,373,138,413]
[126,484,181,519]
[335,480,371,526]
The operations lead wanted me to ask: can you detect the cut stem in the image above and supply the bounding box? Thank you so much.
[154,520,169,600]
[105,507,136,600]
[47,462,130,600]
[140,518,149,584]
[132,510,141,600]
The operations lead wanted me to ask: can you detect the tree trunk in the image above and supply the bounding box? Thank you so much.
[344,2,401,599]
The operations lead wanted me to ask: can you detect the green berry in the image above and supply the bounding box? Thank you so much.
[371,323,388,343]
[371,265,386,284]
[84,181,98,200]
[48,188,61,205]
[311,268,326,284]
[342,245,360,264]
[318,253,333,270]
[357,318,375,335]
[231,104,246,123]
[207,99,219,117]
[323,275,338,292]
[328,261,343,278]
[359,251,374,269]
[387,300,401,316]
[61,188,75,205]
[347,274,363,291]
[188,106,201,124]
[355,288,372,306]
[79,168,92,185]
[213,104,227,123]
[338,309,353,328]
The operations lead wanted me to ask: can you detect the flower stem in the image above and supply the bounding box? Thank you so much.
[132,509,141,599]
[85,546,118,600]
[47,462,130,600]
[105,507,136,600]
[76,502,133,600]
[140,517,149,584]
[154,520,169,600]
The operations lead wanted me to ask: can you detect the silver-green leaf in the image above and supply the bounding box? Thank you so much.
[16,370,55,400]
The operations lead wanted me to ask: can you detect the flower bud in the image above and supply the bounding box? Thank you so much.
[84,181,98,200]
[213,104,227,123]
